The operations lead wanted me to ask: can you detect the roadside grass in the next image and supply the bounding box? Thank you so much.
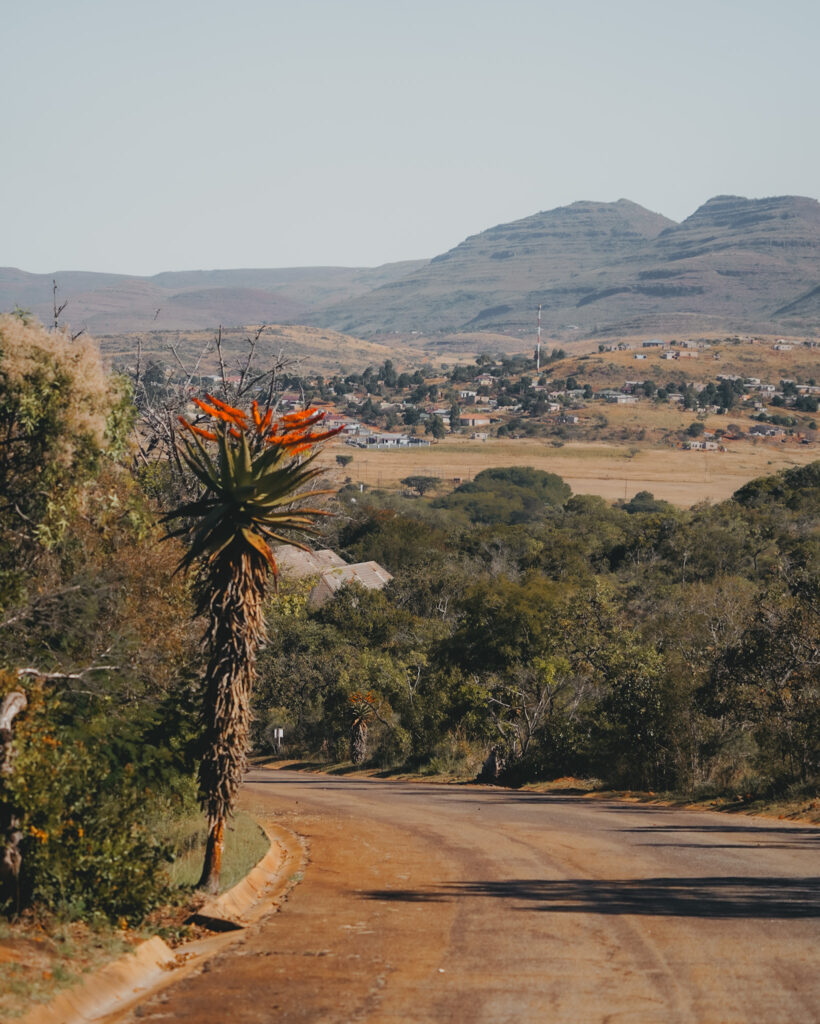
[0,806,269,1020]
[584,788,820,826]
[161,808,270,892]
[0,918,134,1021]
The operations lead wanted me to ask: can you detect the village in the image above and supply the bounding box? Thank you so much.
[182,334,819,455]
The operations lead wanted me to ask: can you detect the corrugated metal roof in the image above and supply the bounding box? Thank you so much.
[274,545,346,579]
[309,561,393,608]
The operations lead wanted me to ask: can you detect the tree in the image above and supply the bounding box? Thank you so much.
[336,454,353,468]
[705,571,820,788]
[381,360,398,388]
[0,688,27,900]
[348,690,378,764]
[359,397,380,423]
[434,467,571,525]
[401,475,440,496]
[0,313,127,583]
[425,415,446,439]
[164,397,342,891]
[0,318,202,921]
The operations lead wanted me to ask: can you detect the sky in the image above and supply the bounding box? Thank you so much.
[3,0,819,276]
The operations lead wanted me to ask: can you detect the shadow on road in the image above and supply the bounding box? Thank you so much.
[247,773,597,804]
[624,823,819,851]
[362,876,820,918]
[622,823,819,835]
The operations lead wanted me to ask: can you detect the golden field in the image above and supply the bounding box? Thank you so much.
[321,436,818,506]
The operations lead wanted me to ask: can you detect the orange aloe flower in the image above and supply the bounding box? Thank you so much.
[192,397,244,426]
[265,429,306,448]
[205,394,249,424]
[178,416,219,442]
[281,408,322,425]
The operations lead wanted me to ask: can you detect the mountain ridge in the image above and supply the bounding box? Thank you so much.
[2,195,819,339]
[307,194,820,338]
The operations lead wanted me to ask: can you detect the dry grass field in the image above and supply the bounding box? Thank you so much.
[563,334,819,388]
[323,436,818,506]
[99,324,437,376]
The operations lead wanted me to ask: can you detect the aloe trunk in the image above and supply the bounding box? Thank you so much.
[196,543,267,892]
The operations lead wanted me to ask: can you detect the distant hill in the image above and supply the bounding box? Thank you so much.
[3,195,820,343]
[0,263,427,334]
[308,195,820,338]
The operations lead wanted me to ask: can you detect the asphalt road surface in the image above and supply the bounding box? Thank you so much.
[125,769,820,1023]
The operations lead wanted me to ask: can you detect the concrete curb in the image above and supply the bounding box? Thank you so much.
[22,821,306,1024]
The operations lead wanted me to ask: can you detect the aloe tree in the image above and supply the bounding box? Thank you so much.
[165,395,341,892]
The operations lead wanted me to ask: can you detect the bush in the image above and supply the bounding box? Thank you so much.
[1,674,174,923]
[422,732,484,777]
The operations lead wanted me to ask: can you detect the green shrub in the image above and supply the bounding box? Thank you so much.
[1,675,172,923]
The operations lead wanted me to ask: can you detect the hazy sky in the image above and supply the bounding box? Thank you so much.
[4,0,818,275]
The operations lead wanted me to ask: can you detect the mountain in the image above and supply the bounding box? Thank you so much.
[307,195,820,337]
[0,263,427,335]
[308,199,675,335]
[3,195,820,341]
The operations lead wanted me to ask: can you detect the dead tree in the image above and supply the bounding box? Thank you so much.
[0,691,27,904]
[129,325,302,510]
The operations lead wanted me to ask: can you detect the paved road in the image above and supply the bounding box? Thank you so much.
[126,769,820,1023]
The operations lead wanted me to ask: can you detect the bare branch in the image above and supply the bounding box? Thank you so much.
[0,692,27,737]
[16,664,119,682]
[52,279,68,331]
[168,344,189,378]
[216,326,228,395]
[238,328,264,392]
[0,584,84,631]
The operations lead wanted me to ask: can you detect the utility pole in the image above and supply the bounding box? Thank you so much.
[536,305,542,372]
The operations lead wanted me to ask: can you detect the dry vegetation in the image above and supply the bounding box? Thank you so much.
[98,324,434,377]
[564,333,819,388]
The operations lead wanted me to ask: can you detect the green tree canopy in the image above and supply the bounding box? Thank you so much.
[434,467,571,525]
[401,475,441,496]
